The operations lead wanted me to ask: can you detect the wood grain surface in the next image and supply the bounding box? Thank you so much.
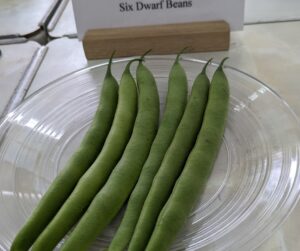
[83,21,230,59]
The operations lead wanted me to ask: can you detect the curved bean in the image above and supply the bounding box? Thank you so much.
[10,53,119,251]
[108,51,188,251]
[146,58,230,251]
[60,56,160,251]
[30,58,139,251]
[128,59,212,251]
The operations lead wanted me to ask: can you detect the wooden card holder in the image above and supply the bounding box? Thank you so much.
[83,20,230,59]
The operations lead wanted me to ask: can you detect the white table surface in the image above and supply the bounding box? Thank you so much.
[25,21,300,250]
[245,0,300,24]
[0,0,59,37]
[47,0,77,38]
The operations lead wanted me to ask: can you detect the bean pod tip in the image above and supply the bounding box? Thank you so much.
[175,47,189,63]
[105,51,116,77]
[201,58,213,74]
[125,58,143,72]
[218,57,229,71]
[140,49,152,61]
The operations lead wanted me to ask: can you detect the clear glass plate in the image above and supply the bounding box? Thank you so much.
[0,57,300,251]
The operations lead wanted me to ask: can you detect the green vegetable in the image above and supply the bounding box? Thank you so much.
[146,58,230,251]
[128,59,211,251]
[60,55,160,251]
[30,58,139,251]
[10,53,119,251]
[108,50,188,251]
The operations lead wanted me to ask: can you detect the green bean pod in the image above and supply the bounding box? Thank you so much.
[60,58,160,251]
[10,54,119,251]
[30,59,139,251]
[128,59,212,251]
[146,58,230,251]
[108,52,188,251]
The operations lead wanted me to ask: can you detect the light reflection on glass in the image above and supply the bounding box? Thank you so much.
[289,157,298,182]
[258,87,267,94]
[1,190,42,199]
[37,127,62,140]
[234,102,246,112]
[248,92,258,101]
[234,87,267,112]
[25,118,38,129]
[14,114,23,122]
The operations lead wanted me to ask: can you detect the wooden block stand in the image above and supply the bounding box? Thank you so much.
[83,21,230,59]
